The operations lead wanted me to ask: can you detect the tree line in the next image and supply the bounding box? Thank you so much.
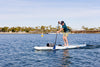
[0,26,100,33]
[0,27,34,32]
[82,26,100,31]
[0,25,71,33]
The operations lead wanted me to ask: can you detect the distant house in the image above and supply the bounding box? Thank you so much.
[9,31,12,33]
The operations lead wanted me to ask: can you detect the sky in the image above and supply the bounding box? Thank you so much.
[0,0,100,29]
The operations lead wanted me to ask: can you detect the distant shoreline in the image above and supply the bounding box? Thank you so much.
[0,26,100,34]
[0,32,28,34]
[0,32,100,34]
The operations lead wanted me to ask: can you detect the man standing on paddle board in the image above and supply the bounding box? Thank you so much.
[57,21,69,46]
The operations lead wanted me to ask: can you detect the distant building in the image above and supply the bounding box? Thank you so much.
[71,30,100,33]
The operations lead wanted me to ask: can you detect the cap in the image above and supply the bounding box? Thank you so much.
[61,21,64,24]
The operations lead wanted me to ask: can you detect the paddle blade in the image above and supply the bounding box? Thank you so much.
[53,45,56,49]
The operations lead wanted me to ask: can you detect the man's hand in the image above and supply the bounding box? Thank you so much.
[57,28,63,33]
[57,31,60,33]
[58,21,61,24]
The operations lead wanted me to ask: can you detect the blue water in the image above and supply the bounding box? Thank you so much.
[0,34,100,67]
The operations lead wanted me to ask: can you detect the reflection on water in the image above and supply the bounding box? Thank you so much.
[0,34,100,67]
[61,50,71,67]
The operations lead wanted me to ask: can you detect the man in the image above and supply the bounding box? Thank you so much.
[57,21,69,46]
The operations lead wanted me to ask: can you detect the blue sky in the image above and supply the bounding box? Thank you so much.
[0,0,100,29]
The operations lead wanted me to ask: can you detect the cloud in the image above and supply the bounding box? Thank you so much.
[0,0,100,28]
[0,7,100,21]
[0,14,33,20]
[0,0,100,19]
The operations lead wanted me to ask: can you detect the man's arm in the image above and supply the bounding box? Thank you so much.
[57,28,63,33]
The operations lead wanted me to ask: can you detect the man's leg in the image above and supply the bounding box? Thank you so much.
[65,33,69,46]
[63,36,67,46]
[65,37,69,46]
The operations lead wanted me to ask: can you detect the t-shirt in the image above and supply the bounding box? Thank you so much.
[62,23,68,32]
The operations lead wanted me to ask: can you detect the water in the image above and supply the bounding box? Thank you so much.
[0,34,100,67]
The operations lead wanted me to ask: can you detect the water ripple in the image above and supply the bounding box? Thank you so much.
[0,34,100,67]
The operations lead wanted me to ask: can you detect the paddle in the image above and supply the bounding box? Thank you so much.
[53,23,59,50]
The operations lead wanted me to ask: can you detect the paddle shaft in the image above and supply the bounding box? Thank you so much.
[54,32,58,45]
[53,24,59,49]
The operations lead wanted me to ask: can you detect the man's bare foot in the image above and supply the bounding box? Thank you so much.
[67,44,69,46]
[64,44,67,46]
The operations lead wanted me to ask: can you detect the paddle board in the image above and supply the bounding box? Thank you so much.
[34,44,86,50]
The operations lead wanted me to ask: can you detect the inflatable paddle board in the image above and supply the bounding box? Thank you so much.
[34,44,86,50]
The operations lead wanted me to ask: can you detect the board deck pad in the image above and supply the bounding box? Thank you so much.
[34,44,86,50]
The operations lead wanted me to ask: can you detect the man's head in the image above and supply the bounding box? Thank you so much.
[61,21,64,25]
